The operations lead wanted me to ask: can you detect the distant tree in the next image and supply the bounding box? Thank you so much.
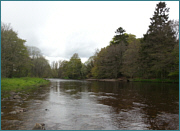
[27,46,42,59]
[84,56,95,78]
[61,60,69,78]
[34,56,52,78]
[91,47,107,78]
[27,46,52,78]
[82,49,99,78]
[68,53,82,79]
[51,61,59,78]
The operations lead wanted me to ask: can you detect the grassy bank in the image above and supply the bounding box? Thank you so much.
[132,78,179,83]
[1,77,50,98]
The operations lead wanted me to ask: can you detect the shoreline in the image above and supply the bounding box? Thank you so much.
[86,78,179,83]
[86,78,129,82]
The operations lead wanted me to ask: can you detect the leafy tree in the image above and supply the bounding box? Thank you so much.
[92,39,127,79]
[91,47,107,78]
[121,34,141,78]
[27,46,42,59]
[51,61,59,78]
[67,53,82,79]
[81,56,94,78]
[168,43,179,78]
[27,46,52,78]
[82,49,99,78]
[34,56,52,78]
[1,23,31,78]
[58,60,69,79]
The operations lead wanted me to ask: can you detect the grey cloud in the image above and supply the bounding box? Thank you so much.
[64,42,96,59]
[63,31,99,59]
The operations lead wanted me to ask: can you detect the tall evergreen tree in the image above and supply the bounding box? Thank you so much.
[110,27,129,45]
[139,2,177,78]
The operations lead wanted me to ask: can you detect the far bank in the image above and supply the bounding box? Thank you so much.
[86,78,179,83]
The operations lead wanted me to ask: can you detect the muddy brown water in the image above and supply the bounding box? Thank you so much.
[1,79,179,130]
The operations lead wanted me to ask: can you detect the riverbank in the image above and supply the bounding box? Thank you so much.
[86,78,179,83]
[86,78,128,82]
[132,78,179,83]
[1,77,50,98]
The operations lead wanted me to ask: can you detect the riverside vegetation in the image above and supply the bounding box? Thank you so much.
[1,77,50,98]
[1,2,179,84]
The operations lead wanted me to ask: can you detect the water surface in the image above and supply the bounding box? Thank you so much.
[1,79,179,130]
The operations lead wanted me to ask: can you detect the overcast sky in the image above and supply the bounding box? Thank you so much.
[1,1,179,64]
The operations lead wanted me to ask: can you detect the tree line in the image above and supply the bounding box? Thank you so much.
[1,2,179,80]
[85,2,179,79]
[1,23,51,78]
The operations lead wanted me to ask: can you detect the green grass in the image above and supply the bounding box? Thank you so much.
[132,78,179,83]
[1,77,50,98]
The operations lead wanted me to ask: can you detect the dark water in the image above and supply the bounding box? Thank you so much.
[1,79,179,130]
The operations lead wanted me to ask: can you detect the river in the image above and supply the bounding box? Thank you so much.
[1,79,179,130]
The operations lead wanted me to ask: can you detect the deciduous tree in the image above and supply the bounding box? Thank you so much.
[1,23,31,78]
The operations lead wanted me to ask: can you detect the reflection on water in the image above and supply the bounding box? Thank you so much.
[1,79,179,130]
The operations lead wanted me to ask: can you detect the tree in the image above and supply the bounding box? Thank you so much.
[68,53,82,79]
[168,43,179,79]
[92,40,127,79]
[1,23,31,78]
[139,2,177,78]
[60,60,69,78]
[121,34,141,78]
[27,46,52,78]
[27,46,42,59]
[110,27,129,45]
[81,56,94,78]
[34,56,52,78]
[51,61,59,78]
[82,49,99,78]
[91,47,107,78]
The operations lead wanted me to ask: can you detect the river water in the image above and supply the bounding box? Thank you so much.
[1,79,179,130]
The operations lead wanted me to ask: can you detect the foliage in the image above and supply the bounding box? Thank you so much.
[121,34,141,78]
[110,27,129,45]
[51,53,82,79]
[68,53,82,79]
[139,2,178,79]
[1,23,52,78]
[27,46,52,78]
[1,23,31,78]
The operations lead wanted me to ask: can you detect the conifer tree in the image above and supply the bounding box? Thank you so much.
[140,2,177,78]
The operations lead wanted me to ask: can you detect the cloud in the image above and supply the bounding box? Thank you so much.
[64,31,98,58]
